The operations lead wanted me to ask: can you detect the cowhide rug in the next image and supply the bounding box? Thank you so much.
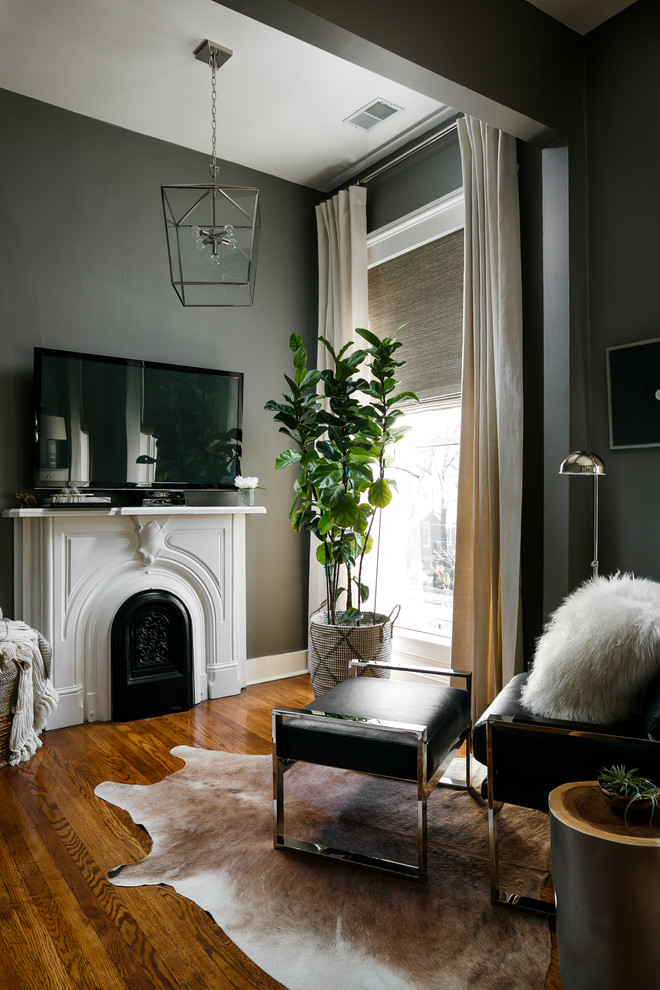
[95,748,552,990]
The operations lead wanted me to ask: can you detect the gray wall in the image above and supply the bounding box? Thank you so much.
[0,88,320,660]
[585,0,660,582]
[364,124,463,232]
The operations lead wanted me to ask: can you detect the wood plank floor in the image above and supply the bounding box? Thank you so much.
[0,675,560,989]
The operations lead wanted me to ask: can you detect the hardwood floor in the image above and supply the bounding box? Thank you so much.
[0,675,560,989]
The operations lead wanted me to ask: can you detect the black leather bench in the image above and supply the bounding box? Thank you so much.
[272,661,472,881]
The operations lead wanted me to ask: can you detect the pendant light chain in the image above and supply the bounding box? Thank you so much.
[209,47,219,182]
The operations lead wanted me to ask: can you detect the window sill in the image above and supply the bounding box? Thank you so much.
[391,629,452,680]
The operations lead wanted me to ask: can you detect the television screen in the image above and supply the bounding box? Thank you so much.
[34,347,243,490]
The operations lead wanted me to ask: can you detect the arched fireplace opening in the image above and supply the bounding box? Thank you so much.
[111,590,193,722]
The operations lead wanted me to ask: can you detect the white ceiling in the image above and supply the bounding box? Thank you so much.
[0,0,638,192]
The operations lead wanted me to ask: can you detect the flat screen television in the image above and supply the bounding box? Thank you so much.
[33,346,243,491]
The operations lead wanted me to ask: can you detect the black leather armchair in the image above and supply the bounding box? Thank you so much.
[473,670,660,912]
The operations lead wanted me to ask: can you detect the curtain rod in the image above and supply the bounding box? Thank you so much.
[357,117,461,186]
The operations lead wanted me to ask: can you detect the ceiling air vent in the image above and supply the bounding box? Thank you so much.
[344,98,403,132]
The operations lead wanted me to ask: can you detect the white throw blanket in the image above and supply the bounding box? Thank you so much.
[0,614,59,765]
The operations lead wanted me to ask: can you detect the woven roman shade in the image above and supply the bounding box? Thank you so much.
[368,229,464,405]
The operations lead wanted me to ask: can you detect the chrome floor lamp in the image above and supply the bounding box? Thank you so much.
[559,451,606,577]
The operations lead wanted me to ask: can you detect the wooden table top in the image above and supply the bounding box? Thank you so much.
[549,781,660,846]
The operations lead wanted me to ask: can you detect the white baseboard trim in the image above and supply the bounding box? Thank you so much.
[245,650,309,686]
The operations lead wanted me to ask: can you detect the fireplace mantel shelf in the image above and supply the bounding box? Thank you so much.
[4,504,266,518]
[3,504,266,728]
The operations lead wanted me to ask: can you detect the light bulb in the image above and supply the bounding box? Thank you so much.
[223,225,235,237]
[191,225,201,239]
[209,252,222,268]
[224,237,237,250]
[194,236,206,251]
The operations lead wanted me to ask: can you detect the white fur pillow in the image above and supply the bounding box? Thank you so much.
[521,574,660,724]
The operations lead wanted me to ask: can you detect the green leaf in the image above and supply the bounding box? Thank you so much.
[317,440,341,460]
[317,514,334,536]
[275,449,302,470]
[346,450,375,463]
[322,483,346,507]
[300,369,322,390]
[336,608,362,625]
[331,493,360,528]
[347,460,374,484]
[354,326,380,347]
[336,540,356,565]
[354,503,372,535]
[389,391,419,405]
[264,399,288,413]
[369,477,393,508]
[344,348,369,369]
[312,469,344,491]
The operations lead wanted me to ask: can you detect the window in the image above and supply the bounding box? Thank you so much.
[370,404,460,640]
[365,194,464,657]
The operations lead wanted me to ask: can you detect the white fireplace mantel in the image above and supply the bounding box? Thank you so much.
[3,505,265,729]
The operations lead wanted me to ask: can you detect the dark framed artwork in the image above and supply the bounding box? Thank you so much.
[607,337,660,448]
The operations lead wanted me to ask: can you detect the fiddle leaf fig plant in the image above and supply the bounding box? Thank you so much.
[265,327,417,626]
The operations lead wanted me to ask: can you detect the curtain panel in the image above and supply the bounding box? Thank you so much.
[451,116,524,719]
[310,186,368,614]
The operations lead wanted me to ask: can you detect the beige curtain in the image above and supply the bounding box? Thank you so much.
[451,116,524,719]
[310,185,368,614]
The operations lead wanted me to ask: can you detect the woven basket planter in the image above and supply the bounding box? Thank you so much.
[308,609,397,698]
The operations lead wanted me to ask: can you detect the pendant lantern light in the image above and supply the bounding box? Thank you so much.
[161,40,260,306]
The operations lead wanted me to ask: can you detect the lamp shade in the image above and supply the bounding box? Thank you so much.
[161,183,260,306]
[41,415,67,441]
[559,451,606,476]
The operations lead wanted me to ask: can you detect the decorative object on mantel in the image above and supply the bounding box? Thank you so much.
[234,475,262,506]
[15,492,37,508]
[139,489,186,507]
[96,748,552,990]
[265,328,417,696]
[559,450,605,576]
[161,40,260,307]
[0,610,58,767]
[43,487,112,507]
